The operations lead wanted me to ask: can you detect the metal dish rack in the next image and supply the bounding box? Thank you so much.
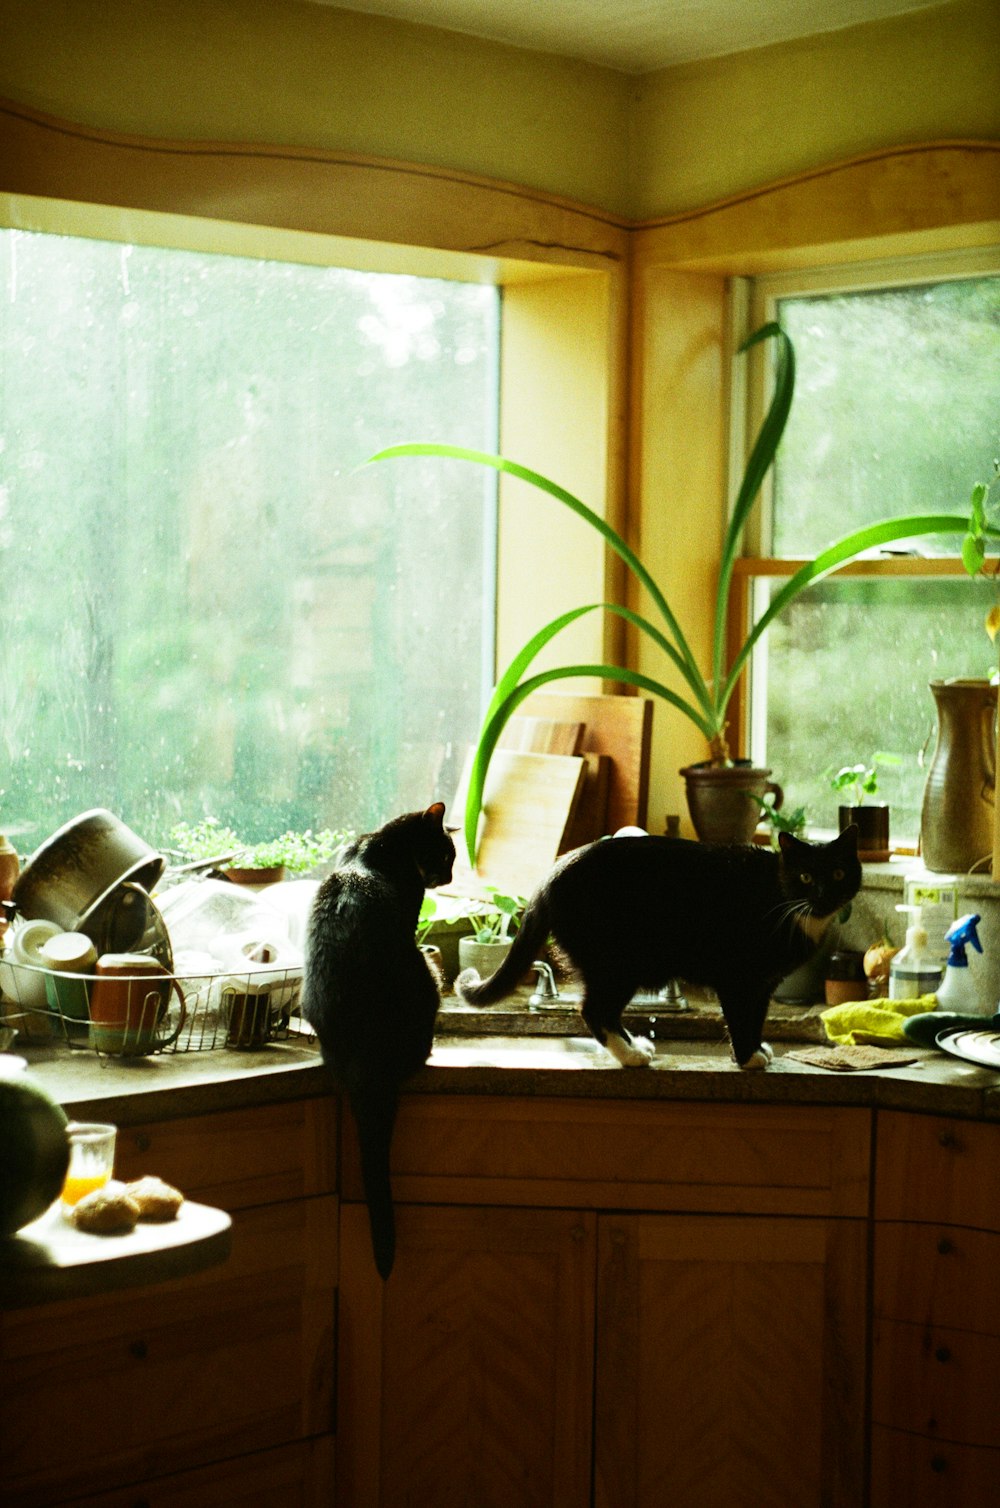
[0,958,317,1057]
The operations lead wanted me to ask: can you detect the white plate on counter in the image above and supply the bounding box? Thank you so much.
[935,1027,1000,1070]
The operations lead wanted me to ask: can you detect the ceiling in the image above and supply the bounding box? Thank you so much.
[310,0,943,72]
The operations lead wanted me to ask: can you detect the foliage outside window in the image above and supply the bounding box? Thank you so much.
[744,265,1000,839]
[0,226,500,854]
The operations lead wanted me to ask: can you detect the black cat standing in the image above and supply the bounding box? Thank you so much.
[302,803,455,1279]
[458,826,861,1069]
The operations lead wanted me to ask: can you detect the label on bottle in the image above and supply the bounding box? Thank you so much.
[889,965,943,1000]
[904,872,958,966]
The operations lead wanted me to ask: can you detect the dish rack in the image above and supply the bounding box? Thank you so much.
[0,957,317,1057]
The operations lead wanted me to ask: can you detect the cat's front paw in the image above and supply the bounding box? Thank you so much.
[604,1032,655,1068]
[736,1042,774,1071]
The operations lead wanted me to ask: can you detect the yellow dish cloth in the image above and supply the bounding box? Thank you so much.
[820,994,938,1046]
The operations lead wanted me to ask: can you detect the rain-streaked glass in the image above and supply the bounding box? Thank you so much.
[0,228,500,852]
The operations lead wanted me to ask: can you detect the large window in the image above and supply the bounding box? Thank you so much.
[743,257,1000,838]
[0,225,500,853]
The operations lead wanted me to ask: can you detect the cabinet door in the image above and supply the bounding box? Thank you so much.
[593,1214,867,1508]
[336,1202,596,1508]
[41,1436,335,1508]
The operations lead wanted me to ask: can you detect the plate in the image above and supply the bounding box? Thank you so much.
[935,1027,1000,1070]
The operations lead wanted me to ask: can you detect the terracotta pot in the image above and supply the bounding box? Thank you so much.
[839,804,890,862]
[680,761,783,845]
[223,865,286,886]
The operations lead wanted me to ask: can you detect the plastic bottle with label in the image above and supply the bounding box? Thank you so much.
[888,903,944,1000]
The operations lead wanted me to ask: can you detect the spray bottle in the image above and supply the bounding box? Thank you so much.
[889,904,943,1000]
[935,913,985,1015]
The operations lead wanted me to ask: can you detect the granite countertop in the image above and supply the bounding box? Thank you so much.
[14,996,1000,1125]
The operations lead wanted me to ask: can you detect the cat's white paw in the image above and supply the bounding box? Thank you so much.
[604,1033,655,1068]
[737,1042,774,1071]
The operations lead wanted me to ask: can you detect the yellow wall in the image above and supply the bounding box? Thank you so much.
[0,0,996,221]
[0,0,633,215]
[629,0,1000,219]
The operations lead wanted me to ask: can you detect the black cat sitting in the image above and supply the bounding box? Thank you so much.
[302,803,455,1278]
[456,826,861,1069]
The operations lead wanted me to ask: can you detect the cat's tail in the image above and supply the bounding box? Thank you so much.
[455,886,551,1004]
[348,1081,400,1280]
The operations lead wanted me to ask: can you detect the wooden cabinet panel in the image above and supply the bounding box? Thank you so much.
[342,1096,870,1217]
[113,1097,337,1211]
[0,1197,337,1507]
[336,1201,596,1508]
[871,1424,1000,1508]
[43,1436,335,1507]
[872,1317,1000,1448]
[875,1222,1000,1334]
[875,1113,1000,1231]
[593,1213,868,1508]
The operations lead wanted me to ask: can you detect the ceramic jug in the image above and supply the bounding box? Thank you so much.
[920,678,997,873]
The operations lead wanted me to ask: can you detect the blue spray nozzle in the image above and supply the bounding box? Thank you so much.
[945,912,983,966]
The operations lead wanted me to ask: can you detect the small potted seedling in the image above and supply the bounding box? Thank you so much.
[749,790,806,850]
[829,753,901,861]
[456,888,524,983]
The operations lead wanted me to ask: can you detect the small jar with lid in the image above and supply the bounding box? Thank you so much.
[824,949,868,1006]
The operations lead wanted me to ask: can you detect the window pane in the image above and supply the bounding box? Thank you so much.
[755,574,1000,836]
[0,228,499,852]
[773,278,1000,557]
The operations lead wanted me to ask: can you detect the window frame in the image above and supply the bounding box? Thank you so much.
[726,248,1000,779]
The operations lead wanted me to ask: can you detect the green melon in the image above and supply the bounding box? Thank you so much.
[0,1074,70,1235]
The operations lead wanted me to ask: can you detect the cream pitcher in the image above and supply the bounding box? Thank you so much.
[920,678,997,873]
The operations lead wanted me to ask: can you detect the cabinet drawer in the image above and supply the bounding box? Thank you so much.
[342,1096,870,1216]
[0,1196,337,1507]
[876,1112,1000,1231]
[871,1424,1000,1508]
[872,1316,1000,1448]
[875,1222,1000,1333]
[113,1097,337,1210]
[43,1436,334,1508]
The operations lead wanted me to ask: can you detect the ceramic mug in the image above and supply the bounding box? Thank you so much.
[89,953,187,1057]
[40,931,98,1026]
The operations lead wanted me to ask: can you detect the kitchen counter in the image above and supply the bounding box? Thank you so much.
[15,998,1000,1123]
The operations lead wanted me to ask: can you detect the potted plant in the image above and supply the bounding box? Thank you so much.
[749,790,807,850]
[169,819,348,884]
[455,888,523,981]
[371,323,982,859]
[829,753,902,861]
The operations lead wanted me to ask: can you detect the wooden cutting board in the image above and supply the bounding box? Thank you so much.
[448,748,586,897]
[526,692,652,832]
[497,716,584,756]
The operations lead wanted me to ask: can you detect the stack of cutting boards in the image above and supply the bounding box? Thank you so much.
[447,694,652,897]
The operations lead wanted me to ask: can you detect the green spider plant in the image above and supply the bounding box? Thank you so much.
[371,322,980,866]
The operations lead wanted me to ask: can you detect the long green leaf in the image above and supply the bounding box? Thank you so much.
[712,323,795,711]
[719,513,976,715]
[369,442,706,694]
[463,662,708,864]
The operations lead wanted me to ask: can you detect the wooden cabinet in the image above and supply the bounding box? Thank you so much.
[871,1112,1000,1508]
[337,1095,870,1508]
[0,1097,338,1508]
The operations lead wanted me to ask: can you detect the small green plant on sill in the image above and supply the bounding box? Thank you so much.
[416,893,438,946]
[829,752,902,806]
[169,818,349,875]
[370,323,986,866]
[750,791,807,849]
[460,887,524,944]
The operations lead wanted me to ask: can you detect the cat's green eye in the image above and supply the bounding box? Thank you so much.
[799,872,813,884]
[833,868,844,880]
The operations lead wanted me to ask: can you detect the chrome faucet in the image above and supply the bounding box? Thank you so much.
[529,959,561,1007]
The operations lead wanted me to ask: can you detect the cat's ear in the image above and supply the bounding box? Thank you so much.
[425,801,446,826]
[835,822,859,852]
[777,830,801,857]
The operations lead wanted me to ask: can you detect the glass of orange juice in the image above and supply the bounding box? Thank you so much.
[61,1121,117,1209]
